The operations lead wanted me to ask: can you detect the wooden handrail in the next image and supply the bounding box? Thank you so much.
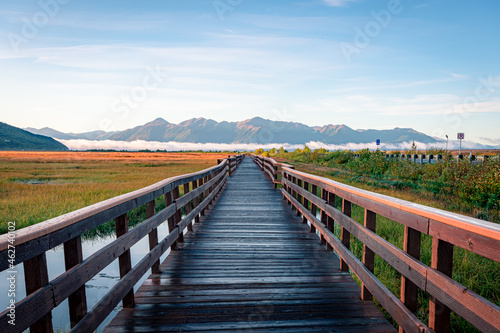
[283,168,500,259]
[250,154,294,187]
[218,154,245,176]
[0,157,244,333]
[251,155,500,333]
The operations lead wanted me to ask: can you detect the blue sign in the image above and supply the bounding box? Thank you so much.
[376,139,381,145]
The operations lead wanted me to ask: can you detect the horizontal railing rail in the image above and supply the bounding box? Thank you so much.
[0,157,244,333]
[252,155,500,333]
[250,154,294,187]
[219,154,245,176]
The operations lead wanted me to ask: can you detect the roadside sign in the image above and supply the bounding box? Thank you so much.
[376,139,380,145]
[457,133,464,155]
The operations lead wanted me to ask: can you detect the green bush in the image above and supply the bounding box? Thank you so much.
[257,147,500,224]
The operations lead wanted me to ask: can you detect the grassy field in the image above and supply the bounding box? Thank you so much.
[264,148,499,332]
[0,151,229,234]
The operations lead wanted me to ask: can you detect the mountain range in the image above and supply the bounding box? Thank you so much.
[25,117,439,145]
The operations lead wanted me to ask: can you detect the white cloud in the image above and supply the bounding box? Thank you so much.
[57,139,492,152]
[322,0,358,7]
[451,73,467,79]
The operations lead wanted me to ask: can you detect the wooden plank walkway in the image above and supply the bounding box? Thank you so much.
[105,159,395,332]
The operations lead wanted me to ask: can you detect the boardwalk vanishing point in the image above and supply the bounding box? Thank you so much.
[105,158,394,332]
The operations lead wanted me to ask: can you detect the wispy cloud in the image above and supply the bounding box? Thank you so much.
[322,0,358,7]
[451,73,467,79]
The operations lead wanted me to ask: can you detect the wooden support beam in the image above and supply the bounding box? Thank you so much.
[192,180,200,224]
[172,186,183,244]
[310,184,318,234]
[340,199,351,272]
[146,200,160,274]
[320,188,328,245]
[115,213,135,308]
[429,238,454,333]
[183,183,193,232]
[399,226,421,333]
[24,253,53,333]
[201,176,209,216]
[361,209,376,301]
[303,181,310,224]
[64,235,88,327]
[296,178,303,216]
[165,190,178,251]
[326,191,335,251]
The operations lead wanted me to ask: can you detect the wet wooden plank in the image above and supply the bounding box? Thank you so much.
[105,159,395,333]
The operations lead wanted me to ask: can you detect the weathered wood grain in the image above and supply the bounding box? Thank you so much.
[105,159,394,333]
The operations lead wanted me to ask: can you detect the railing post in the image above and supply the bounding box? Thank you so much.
[173,186,183,243]
[199,177,206,216]
[290,176,297,211]
[192,179,200,223]
[115,213,135,308]
[184,183,193,232]
[64,235,88,327]
[302,181,310,224]
[310,184,318,234]
[296,178,302,216]
[165,190,178,251]
[146,200,161,274]
[202,175,210,214]
[273,164,278,188]
[326,191,335,251]
[429,238,454,333]
[207,173,214,204]
[399,226,421,333]
[285,173,292,204]
[24,253,53,333]
[361,209,376,301]
[340,199,351,272]
[320,188,328,245]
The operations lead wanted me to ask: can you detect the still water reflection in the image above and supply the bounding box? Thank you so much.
[1,221,172,332]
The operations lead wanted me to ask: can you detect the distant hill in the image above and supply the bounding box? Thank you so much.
[1,122,68,151]
[25,127,118,140]
[25,117,439,145]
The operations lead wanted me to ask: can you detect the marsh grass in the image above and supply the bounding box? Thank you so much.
[0,151,227,234]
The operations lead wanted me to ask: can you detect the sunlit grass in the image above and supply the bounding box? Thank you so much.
[0,151,228,234]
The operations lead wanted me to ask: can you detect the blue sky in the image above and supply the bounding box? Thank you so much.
[1,0,499,145]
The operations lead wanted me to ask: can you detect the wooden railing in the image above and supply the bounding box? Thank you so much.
[252,154,500,333]
[0,156,244,333]
[251,154,294,187]
[219,154,245,176]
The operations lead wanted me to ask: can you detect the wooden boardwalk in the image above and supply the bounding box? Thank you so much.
[105,159,395,332]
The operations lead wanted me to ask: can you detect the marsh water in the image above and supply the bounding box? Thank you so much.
[0,221,174,332]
